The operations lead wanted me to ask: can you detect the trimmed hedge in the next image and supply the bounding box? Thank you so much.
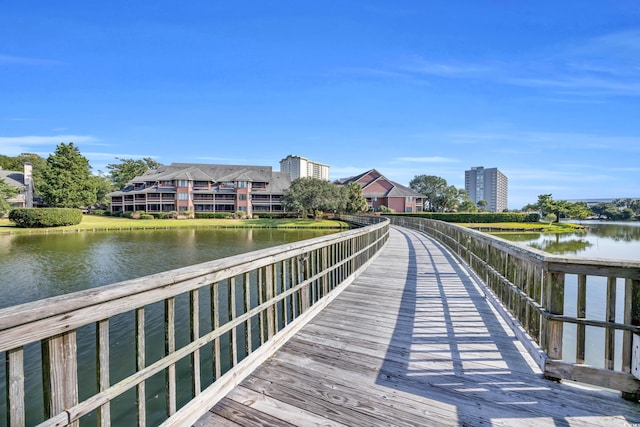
[384,212,541,223]
[9,208,83,228]
[194,212,233,219]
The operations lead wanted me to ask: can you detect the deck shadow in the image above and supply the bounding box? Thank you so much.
[375,226,637,426]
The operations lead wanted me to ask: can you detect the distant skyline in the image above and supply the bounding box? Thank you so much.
[2,1,639,208]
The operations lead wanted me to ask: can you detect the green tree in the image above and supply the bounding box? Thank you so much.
[91,174,114,207]
[107,157,161,190]
[283,177,344,219]
[477,199,488,212]
[409,175,457,212]
[0,153,48,192]
[343,182,368,214]
[457,189,477,212]
[40,142,97,208]
[0,179,19,216]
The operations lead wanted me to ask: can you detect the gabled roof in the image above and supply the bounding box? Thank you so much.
[337,169,423,198]
[0,170,25,188]
[127,163,274,185]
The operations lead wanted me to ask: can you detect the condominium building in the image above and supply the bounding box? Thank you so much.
[279,155,330,181]
[107,163,291,217]
[464,166,508,212]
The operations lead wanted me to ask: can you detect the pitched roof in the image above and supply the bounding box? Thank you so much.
[338,169,423,198]
[135,163,274,184]
[0,170,25,188]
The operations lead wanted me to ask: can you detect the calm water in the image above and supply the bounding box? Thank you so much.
[497,221,640,370]
[0,227,338,426]
[0,227,338,309]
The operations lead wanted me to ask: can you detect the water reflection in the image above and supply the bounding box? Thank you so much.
[496,221,640,261]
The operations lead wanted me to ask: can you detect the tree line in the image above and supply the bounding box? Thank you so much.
[2,143,639,221]
[0,142,160,215]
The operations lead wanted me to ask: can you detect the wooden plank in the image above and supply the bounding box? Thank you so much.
[576,274,587,364]
[96,319,110,426]
[165,297,176,416]
[6,347,25,427]
[192,410,242,427]
[226,386,349,427]
[606,276,617,370]
[135,307,146,427]
[190,289,202,396]
[42,331,78,426]
[211,397,296,427]
[545,359,640,395]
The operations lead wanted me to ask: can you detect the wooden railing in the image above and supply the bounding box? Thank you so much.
[388,216,640,400]
[0,216,388,426]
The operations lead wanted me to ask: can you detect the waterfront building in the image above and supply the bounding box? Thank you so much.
[279,155,330,181]
[336,169,424,213]
[0,163,34,208]
[465,166,508,212]
[107,163,291,217]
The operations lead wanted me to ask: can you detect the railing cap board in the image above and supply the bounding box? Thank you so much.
[434,220,640,279]
[0,219,388,339]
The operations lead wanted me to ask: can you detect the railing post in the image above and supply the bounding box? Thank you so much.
[6,348,25,427]
[42,331,78,426]
[623,278,640,401]
[544,271,565,362]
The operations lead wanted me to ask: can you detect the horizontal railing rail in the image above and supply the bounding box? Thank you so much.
[0,216,388,426]
[388,216,640,400]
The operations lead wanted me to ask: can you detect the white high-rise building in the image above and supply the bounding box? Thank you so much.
[279,155,330,181]
[465,166,508,212]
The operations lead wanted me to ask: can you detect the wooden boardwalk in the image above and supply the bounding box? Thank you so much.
[195,226,640,426]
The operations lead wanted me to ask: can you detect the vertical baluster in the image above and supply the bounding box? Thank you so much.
[266,264,276,339]
[545,271,565,361]
[165,297,176,416]
[6,347,25,427]
[244,272,252,355]
[96,319,110,425]
[229,277,238,366]
[605,277,617,370]
[136,307,146,427]
[322,246,329,296]
[257,269,266,344]
[576,274,587,364]
[190,289,201,396]
[281,260,288,326]
[42,331,78,426]
[622,278,640,401]
[211,282,221,379]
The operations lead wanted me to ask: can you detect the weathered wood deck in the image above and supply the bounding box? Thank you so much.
[195,226,640,426]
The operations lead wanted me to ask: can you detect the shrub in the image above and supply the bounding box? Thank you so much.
[91,209,107,216]
[9,208,83,228]
[194,212,232,219]
[131,210,146,219]
[234,210,247,219]
[140,214,155,220]
[152,212,168,219]
[167,211,178,219]
[383,212,541,223]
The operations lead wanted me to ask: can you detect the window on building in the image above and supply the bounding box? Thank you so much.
[238,194,247,201]
[178,193,189,200]
[237,181,247,188]
[178,180,189,187]
[406,196,413,202]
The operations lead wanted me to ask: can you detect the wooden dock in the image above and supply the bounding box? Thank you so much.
[195,226,640,426]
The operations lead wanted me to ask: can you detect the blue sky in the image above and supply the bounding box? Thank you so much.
[1,1,639,208]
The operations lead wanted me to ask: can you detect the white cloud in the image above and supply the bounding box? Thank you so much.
[0,54,62,66]
[0,134,101,156]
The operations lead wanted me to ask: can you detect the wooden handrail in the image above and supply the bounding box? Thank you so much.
[0,216,389,426]
[388,215,640,400]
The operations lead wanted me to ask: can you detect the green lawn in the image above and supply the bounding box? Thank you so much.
[0,215,350,234]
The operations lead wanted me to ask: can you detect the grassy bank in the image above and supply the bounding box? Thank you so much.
[0,215,350,235]
[455,222,586,233]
